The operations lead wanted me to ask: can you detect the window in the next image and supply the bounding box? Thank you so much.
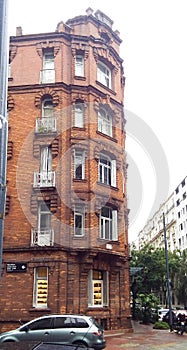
[42,98,54,118]
[97,61,111,89]
[28,317,52,331]
[74,102,84,128]
[33,267,48,308]
[37,202,52,246]
[74,150,85,180]
[75,55,84,77]
[100,207,118,241]
[99,154,116,187]
[88,270,108,307]
[41,49,55,83]
[74,206,84,236]
[40,146,52,173]
[98,108,112,137]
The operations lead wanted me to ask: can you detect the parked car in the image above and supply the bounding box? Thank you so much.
[157,308,169,321]
[0,314,106,349]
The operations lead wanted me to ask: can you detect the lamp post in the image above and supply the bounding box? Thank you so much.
[163,212,173,331]
[0,0,9,279]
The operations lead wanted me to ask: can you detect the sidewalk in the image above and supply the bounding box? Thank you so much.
[105,321,187,350]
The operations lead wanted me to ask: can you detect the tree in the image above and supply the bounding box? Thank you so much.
[175,249,187,308]
[130,245,182,319]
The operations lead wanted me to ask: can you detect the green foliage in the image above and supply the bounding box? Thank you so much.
[137,293,159,324]
[130,245,187,318]
[153,321,170,329]
[175,249,187,307]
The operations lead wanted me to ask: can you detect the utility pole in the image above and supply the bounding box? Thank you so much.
[163,212,173,331]
[0,0,9,279]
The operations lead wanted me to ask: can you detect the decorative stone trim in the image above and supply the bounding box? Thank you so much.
[7,141,13,160]
[94,142,121,169]
[5,195,11,215]
[9,45,17,62]
[71,43,89,58]
[34,88,60,108]
[93,46,119,70]
[94,97,120,125]
[7,95,15,111]
[30,192,58,214]
[33,137,59,158]
[36,41,60,58]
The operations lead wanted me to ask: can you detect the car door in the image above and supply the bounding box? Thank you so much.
[18,317,53,343]
[52,316,76,344]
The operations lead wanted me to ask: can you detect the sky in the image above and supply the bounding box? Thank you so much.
[7,0,187,242]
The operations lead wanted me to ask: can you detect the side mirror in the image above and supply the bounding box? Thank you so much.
[21,325,29,332]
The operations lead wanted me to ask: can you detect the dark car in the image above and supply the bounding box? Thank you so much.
[0,314,106,350]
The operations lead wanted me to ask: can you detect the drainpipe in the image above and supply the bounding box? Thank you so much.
[0,0,9,279]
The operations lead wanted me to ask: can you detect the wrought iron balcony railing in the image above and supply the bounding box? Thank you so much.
[33,171,55,188]
[35,116,56,133]
[31,228,54,246]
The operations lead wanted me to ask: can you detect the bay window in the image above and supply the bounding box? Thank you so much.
[98,108,112,137]
[97,61,111,89]
[100,206,118,241]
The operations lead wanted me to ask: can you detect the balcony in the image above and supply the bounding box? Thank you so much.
[31,228,54,246]
[33,171,55,188]
[36,117,56,133]
[40,69,55,84]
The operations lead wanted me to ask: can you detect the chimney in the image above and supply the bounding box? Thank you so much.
[16,26,22,36]
[86,8,94,16]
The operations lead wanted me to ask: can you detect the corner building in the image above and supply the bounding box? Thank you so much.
[1,9,131,331]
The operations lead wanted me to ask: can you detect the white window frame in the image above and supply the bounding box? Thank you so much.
[97,61,111,89]
[41,49,55,83]
[88,270,108,307]
[38,202,51,232]
[40,146,52,173]
[42,98,54,118]
[100,207,118,241]
[98,108,112,137]
[74,150,85,180]
[74,206,85,236]
[99,154,116,187]
[33,267,48,308]
[75,55,84,77]
[74,103,84,128]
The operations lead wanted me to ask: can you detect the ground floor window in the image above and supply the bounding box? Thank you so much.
[33,267,48,308]
[88,269,108,307]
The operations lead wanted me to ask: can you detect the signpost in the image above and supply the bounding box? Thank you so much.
[0,0,9,279]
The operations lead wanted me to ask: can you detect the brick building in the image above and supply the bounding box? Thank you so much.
[0,8,131,331]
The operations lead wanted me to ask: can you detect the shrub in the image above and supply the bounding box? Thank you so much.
[153,321,170,329]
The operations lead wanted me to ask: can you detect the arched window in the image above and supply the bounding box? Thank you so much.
[42,97,53,118]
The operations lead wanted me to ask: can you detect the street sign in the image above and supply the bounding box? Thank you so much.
[6,262,27,273]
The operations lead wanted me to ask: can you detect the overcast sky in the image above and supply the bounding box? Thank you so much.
[7,0,187,242]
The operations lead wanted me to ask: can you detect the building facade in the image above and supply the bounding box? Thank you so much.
[174,176,187,250]
[138,193,177,251]
[0,9,131,332]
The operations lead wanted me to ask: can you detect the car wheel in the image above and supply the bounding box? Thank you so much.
[73,341,88,348]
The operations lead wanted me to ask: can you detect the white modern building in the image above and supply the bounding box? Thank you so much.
[137,176,187,252]
[138,192,177,251]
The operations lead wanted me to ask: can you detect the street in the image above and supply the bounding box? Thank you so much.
[105,321,187,350]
